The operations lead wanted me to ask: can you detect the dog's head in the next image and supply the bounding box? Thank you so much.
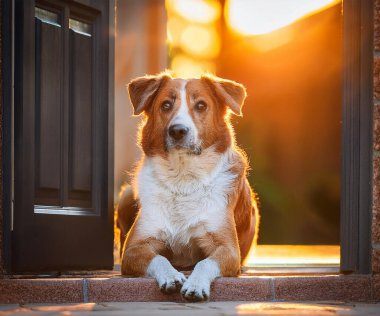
[128,72,247,157]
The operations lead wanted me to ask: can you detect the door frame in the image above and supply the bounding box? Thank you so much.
[340,0,374,274]
[0,0,374,273]
[1,0,14,273]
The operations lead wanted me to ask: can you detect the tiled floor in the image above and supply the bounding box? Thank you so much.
[0,302,380,316]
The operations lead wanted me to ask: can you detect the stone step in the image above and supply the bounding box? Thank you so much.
[0,275,375,304]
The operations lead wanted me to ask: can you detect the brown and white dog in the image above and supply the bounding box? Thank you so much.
[117,72,259,302]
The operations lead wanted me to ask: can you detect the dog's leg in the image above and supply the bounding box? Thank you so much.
[122,238,186,294]
[181,232,240,302]
[116,185,139,258]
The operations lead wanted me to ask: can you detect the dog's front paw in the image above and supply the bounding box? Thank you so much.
[147,255,187,294]
[157,270,187,294]
[181,278,210,302]
[180,258,220,302]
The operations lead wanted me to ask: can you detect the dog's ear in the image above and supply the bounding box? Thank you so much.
[128,73,171,115]
[201,74,247,116]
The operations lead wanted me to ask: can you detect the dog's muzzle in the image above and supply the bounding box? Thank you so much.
[166,124,201,155]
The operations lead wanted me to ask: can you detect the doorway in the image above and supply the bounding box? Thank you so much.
[4,0,371,274]
[114,0,342,270]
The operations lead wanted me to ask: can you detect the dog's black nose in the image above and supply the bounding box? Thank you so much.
[168,124,189,141]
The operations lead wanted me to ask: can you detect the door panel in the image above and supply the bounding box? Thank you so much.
[69,30,93,207]
[13,0,114,272]
[35,17,63,206]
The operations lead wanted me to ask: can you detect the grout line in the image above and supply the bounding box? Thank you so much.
[83,279,88,303]
[271,278,276,302]
[372,243,380,249]
[373,151,380,158]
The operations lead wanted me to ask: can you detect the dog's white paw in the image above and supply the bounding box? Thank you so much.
[147,255,187,294]
[181,276,210,302]
[157,270,187,294]
[180,258,220,302]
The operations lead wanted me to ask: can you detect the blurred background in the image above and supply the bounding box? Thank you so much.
[114,0,342,248]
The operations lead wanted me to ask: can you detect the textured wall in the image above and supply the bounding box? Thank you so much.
[0,0,4,274]
[373,0,380,275]
[372,2,380,300]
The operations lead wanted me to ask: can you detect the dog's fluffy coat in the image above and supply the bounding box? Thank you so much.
[117,73,259,302]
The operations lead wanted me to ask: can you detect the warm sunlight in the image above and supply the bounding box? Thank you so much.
[171,54,215,78]
[225,0,340,35]
[244,245,340,267]
[236,303,350,315]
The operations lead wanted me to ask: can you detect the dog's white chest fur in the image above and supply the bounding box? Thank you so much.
[134,148,236,264]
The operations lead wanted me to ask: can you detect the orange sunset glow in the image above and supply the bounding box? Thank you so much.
[225,0,341,35]
[166,0,341,77]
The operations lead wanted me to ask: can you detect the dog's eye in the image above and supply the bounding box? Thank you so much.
[161,102,173,112]
[194,102,207,112]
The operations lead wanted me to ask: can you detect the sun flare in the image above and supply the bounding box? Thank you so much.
[225,0,340,35]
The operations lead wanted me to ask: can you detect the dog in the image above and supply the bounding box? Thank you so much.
[117,72,259,302]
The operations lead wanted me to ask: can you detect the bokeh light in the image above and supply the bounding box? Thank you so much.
[166,0,221,77]
[167,0,221,24]
[167,16,186,46]
[180,25,220,58]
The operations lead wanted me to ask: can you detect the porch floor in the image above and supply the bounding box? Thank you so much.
[1,301,380,315]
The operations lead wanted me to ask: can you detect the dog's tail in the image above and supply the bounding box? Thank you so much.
[115,184,139,259]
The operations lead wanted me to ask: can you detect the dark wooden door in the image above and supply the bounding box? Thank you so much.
[12,0,114,272]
